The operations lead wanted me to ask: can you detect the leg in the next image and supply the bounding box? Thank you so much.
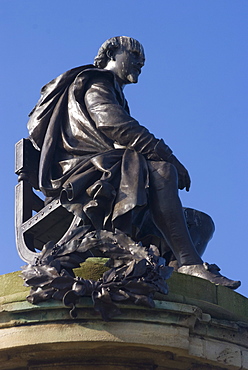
[148,161,202,266]
[184,208,215,257]
[166,208,215,269]
[148,160,240,289]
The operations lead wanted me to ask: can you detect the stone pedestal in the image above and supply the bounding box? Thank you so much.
[0,260,247,369]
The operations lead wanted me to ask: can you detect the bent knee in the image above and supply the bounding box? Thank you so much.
[148,160,178,185]
[184,208,215,240]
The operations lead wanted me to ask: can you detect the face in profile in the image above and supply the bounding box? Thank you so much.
[106,43,145,86]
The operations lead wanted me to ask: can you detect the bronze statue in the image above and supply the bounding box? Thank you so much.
[19,36,240,320]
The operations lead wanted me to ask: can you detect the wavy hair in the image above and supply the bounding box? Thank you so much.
[94,36,144,69]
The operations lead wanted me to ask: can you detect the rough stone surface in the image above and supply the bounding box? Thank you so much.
[242,350,248,369]
[2,258,247,322]
[0,259,247,369]
[73,257,110,280]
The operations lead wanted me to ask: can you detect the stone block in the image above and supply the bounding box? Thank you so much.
[204,339,241,368]
[190,336,242,369]
[0,271,28,305]
[189,336,205,358]
[241,349,248,369]
[167,271,218,305]
[217,285,248,322]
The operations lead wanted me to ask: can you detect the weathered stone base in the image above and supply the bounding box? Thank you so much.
[1,342,245,370]
[0,261,247,369]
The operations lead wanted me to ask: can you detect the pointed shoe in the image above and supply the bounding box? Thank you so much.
[178,262,241,290]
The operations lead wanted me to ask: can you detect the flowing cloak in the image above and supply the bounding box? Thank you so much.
[27,65,174,249]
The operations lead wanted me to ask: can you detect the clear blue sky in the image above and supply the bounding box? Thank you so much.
[0,0,247,297]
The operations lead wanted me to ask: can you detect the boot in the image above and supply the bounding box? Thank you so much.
[178,262,241,290]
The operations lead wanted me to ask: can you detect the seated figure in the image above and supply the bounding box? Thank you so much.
[27,36,240,289]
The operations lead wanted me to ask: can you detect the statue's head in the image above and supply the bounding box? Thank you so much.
[94,36,145,86]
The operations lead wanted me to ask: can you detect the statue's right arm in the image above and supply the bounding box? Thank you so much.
[84,76,172,161]
[84,75,190,191]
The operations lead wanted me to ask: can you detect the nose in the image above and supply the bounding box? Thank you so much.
[135,60,144,69]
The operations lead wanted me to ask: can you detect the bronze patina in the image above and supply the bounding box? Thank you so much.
[17,37,240,320]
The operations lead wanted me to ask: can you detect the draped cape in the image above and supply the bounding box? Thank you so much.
[27,65,163,245]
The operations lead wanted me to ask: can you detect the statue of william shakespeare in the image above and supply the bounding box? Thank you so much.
[20,36,240,320]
